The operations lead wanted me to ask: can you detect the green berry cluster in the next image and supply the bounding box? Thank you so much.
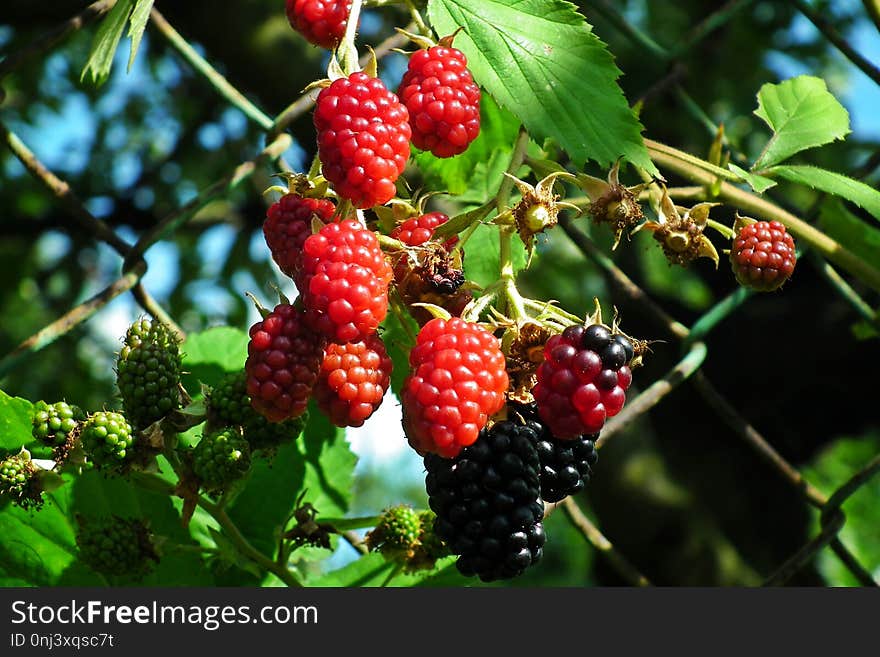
[366,507,448,572]
[76,515,158,580]
[208,370,306,452]
[192,427,251,493]
[80,411,134,470]
[0,450,42,510]
[32,400,86,446]
[116,318,182,430]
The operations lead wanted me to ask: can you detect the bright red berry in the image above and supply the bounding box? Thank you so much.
[300,219,393,343]
[313,334,393,427]
[730,220,796,291]
[314,72,411,208]
[390,212,458,249]
[245,304,326,422]
[285,0,352,50]
[401,317,508,458]
[398,45,481,158]
[533,325,634,439]
[263,193,336,281]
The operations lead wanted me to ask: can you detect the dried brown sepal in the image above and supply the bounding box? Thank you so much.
[635,185,720,267]
[393,242,472,326]
[504,321,554,404]
[578,160,647,249]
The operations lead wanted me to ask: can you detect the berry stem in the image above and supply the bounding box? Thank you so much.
[338,0,365,76]
[402,0,432,37]
[705,218,736,240]
[495,127,531,321]
[646,138,880,293]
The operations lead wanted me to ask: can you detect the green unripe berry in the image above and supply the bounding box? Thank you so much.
[32,400,86,446]
[80,411,134,471]
[366,505,422,561]
[208,371,306,452]
[76,515,157,580]
[0,450,42,509]
[192,427,251,493]
[116,318,182,430]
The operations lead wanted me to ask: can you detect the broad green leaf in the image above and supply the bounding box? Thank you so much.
[308,552,457,586]
[81,0,135,86]
[729,163,777,193]
[803,433,880,586]
[226,404,354,561]
[769,165,880,223]
[127,0,155,72]
[413,95,520,195]
[0,487,79,586]
[464,224,529,289]
[380,310,417,396]
[69,470,214,585]
[0,389,34,453]
[819,199,880,270]
[427,0,656,175]
[181,326,249,392]
[752,76,850,170]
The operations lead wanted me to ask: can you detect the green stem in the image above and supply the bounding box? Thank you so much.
[149,9,273,130]
[864,0,880,33]
[199,499,303,587]
[683,287,752,349]
[338,0,364,75]
[403,0,432,36]
[646,140,880,293]
[809,253,880,329]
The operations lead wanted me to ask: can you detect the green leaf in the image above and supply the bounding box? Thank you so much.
[769,165,880,223]
[226,404,355,560]
[380,310,417,397]
[464,224,528,289]
[819,199,880,269]
[181,326,249,392]
[802,432,880,586]
[80,0,135,86]
[127,0,155,72]
[413,95,520,195]
[0,389,34,454]
[0,487,79,586]
[752,76,850,170]
[427,0,656,175]
[308,552,457,586]
[728,163,777,193]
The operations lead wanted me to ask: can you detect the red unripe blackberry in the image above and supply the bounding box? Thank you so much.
[313,334,393,427]
[402,318,509,458]
[300,219,393,342]
[390,212,458,249]
[425,420,545,582]
[398,45,481,158]
[313,72,411,208]
[263,193,336,281]
[533,325,633,439]
[245,304,325,422]
[285,0,352,50]
[730,220,796,291]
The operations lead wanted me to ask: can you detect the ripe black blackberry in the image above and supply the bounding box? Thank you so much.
[513,403,598,503]
[424,420,545,582]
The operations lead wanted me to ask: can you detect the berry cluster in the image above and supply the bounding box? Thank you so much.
[0,450,41,510]
[80,411,134,471]
[32,400,85,447]
[76,515,158,580]
[264,193,336,282]
[192,427,252,493]
[533,324,634,438]
[730,220,796,291]
[425,420,546,582]
[116,318,181,430]
[208,370,307,452]
[402,317,509,458]
[285,0,352,50]
[366,506,448,572]
[398,45,481,158]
